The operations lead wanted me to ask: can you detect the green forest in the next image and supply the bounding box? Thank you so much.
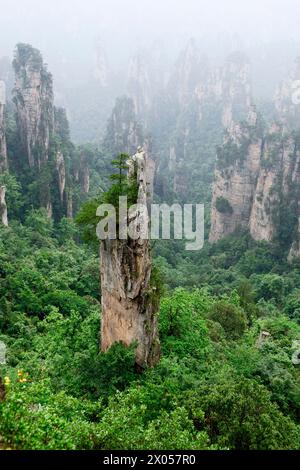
[1,207,300,449]
[1,11,300,454]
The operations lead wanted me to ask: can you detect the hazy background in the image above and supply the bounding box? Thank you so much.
[1,0,300,141]
[1,0,300,69]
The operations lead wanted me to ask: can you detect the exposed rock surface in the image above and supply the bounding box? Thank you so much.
[104,96,144,157]
[164,48,252,198]
[0,80,7,172]
[210,91,300,260]
[100,147,160,368]
[127,54,152,120]
[210,106,262,242]
[274,57,300,130]
[0,186,8,226]
[195,51,251,129]
[94,38,109,87]
[13,44,54,169]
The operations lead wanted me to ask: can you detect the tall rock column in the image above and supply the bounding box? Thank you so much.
[13,44,54,169]
[209,107,262,242]
[0,80,8,226]
[100,147,160,368]
[0,80,7,172]
[0,186,8,227]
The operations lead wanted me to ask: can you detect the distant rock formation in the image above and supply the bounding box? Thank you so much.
[274,57,300,130]
[100,147,160,368]
[94,38,109,87]
[0,185,8,226]
[0,80,7,172]
[165,47,252,198]
[209,71,300,260]
[104,96,144,157]
[13,43,54,170]
[210,106,263,242]
[11,44,78,218]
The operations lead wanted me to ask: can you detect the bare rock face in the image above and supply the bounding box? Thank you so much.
[13,44,54,169]
[104,96,144,157]
[127,54,152,120]
[0,80,7,172]
[274,57,300,130]
[56,151,66,203]
[94,38,109,87]
[0,186,8,226]
[195,51,251,129]
[100,147,160,368]
[210,99,300,260]
[209,107,262,242]
[169,38,208,109]
[167,49,251,199]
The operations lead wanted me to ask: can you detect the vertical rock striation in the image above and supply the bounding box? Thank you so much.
[0,79,8,226]
[104,96,144,157]
[0,186,8,227]
[13,44,54,169]
[209,106,262,242]
[0,80,7,172]
[210,82,300,260]
[100,147,160,368]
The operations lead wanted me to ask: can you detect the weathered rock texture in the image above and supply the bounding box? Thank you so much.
[210,106,262,242]
[13,44,54,169]
[210,100,300,260]
[0,80,7,172]
[11,44,78,219]
[0,186,8,226]
[0,79,8,226]
[104,96,144,157]
[94,38,109,87]
[274,57,300,130]
[100,147,160,368]
[195,51,251,129]
[164,48,252,198]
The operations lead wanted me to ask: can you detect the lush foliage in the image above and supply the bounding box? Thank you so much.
[1,215,300,450]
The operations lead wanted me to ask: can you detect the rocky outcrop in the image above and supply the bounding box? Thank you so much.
[13,44,54,169]
[127,54,152,120]
[210,106,262,242]
[0,186,8,226]
[100,147,160,368]
[195,51,251,129]
[0,80,7,172]
[104,96,144,157]
[210,102,300,259]
[56,151,66,203]
[274,57,300,130]
[164,48,252,199]
[94,38,109,87]
[168,39,208,109]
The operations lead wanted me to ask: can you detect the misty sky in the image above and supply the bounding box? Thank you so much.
[1,0,300,66]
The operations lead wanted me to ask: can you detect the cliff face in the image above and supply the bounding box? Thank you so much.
[0,79,8,226]
[100,147,160,368]
[274,57,300,130]
[163,49,251,199]
[210,100,300,259]
[13,44,54,169]
[0,80,7,172]
[94,38,109,87]
[127,54,152,120]
[10,45,79,219]
[0,186,8,226]
[195,51,251,129]
[209,107,262,242]
[104,96,144,157]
